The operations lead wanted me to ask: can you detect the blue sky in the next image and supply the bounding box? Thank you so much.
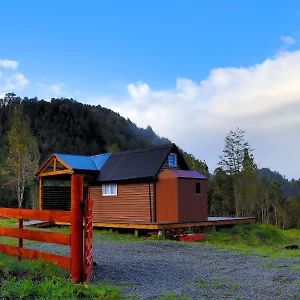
[1,1,300,178]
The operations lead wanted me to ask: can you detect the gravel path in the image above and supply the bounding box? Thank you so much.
[30,236,300,299]
[91,238,300,299]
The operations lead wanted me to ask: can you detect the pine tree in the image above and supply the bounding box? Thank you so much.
[219,128,251,175]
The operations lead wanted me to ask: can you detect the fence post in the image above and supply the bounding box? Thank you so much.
[18,218,23,261]
[70,175,84,283]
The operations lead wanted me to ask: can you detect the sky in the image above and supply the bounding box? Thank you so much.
[0,1,300,179]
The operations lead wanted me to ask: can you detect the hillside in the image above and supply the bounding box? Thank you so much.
[0,95,171,163]
[259,168,299,198]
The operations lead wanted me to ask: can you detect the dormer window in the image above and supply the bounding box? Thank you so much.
[168,153,177,167]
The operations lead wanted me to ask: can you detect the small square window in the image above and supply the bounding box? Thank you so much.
[102,183,118,196]
[196,182,201,194]
[168,153,177,167]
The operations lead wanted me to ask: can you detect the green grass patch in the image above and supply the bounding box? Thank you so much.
[200,224,300,258]
[260,262,280,269]
[188,278,207,289]
[93,229,162,243]
[290,266,300,272]
[0,253,123,299]
[156,292,190,300]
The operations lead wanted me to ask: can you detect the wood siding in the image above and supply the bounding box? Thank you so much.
[156,169,208,223]
[178,178,208,222]
[89,183,153,223]
[156,172,178,222]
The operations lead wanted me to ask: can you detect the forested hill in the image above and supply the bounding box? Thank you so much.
[0,95,171,162]
[259,168,299,198]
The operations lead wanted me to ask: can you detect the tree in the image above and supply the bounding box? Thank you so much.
[209,167,235,216]
[184,153,209,177]
[3,107,40,208]
[219,128,251,175]
[238,148,259,217]
[219,128,254,216]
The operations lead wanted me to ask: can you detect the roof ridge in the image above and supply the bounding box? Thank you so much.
[90,156,100,170]
[110,143,173,156]
[55,153,91,157]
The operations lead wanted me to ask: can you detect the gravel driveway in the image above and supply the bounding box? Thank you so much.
[30,234,300,299]
[91,237,300,300]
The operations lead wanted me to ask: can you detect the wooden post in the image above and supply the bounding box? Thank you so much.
[18,218,23,260]
[39,177,43,210]
[70,175,84,283]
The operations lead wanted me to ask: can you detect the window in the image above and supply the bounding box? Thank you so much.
[102,183,118,196]
[168,153,177,167]
[195,182,201,194]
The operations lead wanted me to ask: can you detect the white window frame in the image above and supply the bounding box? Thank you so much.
[168,153,177,167]
[102,183,118,196]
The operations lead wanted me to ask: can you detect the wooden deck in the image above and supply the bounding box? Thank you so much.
[93,216,256,230]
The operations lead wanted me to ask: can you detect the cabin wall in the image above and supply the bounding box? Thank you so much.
[178,179,208,222]
[156,172,178,222]
[89,182,153,223]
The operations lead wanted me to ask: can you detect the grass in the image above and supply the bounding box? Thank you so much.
[200,224,300,258]
[0,253,123,299]
[156,292,190,300]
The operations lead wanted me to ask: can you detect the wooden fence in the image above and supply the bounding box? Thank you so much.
[0,208,71,270]
[0,175,91,283]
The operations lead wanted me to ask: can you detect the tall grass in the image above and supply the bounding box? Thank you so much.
[201,224,300,258]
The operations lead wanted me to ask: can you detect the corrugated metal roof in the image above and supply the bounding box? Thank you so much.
[55,153,99,171]
[97,143,188,182]
[91,153,111,170]
[169,169,206,179]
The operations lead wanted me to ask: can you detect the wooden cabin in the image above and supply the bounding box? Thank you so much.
[37,144,208,225]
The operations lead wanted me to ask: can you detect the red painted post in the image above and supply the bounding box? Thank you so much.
[18,218,23,261]
[70,175,84,283]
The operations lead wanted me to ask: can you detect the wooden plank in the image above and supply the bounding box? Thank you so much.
[93,218,256,230]
[39,177,43,210]
[39,170,73,177]
[0,244,70,270]
[0,226,70,245]
[0,208,71,223]
[93,222,161,229]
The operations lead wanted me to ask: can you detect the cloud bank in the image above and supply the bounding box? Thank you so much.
[100,50,300,179]
[0,59,29,97]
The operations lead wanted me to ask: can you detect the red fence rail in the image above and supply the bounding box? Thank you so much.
[0,208,71,270]
[0,175,93,283]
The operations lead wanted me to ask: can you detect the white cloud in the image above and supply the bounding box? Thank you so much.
[51,84,62,95]
[0,58,29,97]
[98,50,300,179]
[281,35,296,47]
[36,82,65,99]
[0,59,18,70]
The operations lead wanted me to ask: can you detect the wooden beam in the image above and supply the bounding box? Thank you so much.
[56,156,73,171]
[39,177,43,210]
[39,170,73,177]
[0,208,71,223]
[93,222,161,230]
[0,226,71,245]
[0,243,70,270]
[92,218,256,230]
[36,154,55,175]
[37,154,73,176]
